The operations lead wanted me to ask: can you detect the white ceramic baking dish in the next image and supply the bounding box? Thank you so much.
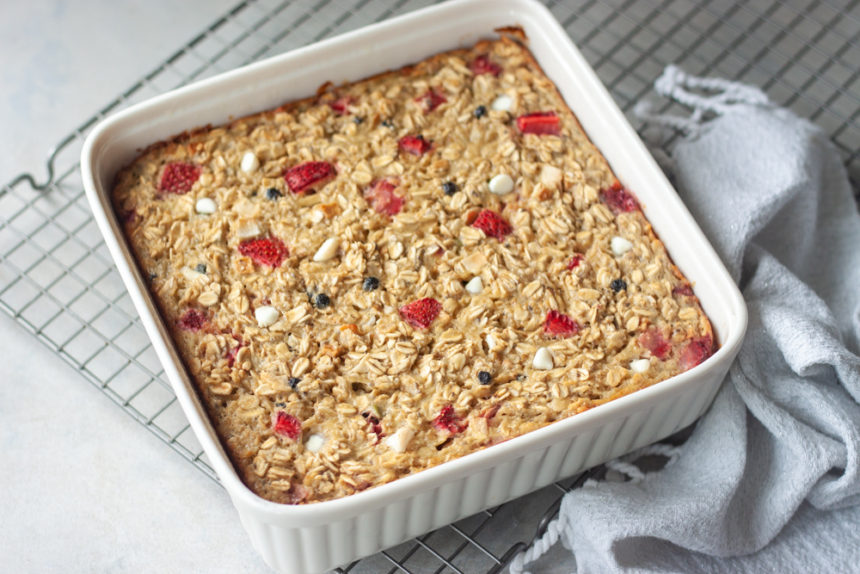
[81,0,747,572]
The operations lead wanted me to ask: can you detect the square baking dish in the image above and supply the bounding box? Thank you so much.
[81,0,747,572]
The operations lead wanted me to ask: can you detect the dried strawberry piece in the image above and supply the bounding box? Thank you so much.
[284,161,336,194]
[516,111,561,135]
[470,54,502,77]
[273,411,302,440]
[600,181,640,214]
[398,134,432,156]
[567,254,584,270]
[178,308,207,332]
[471,209,513,241]
[364,178,404,216]
[673,284,695,297]
[544,310,580,337]
[433,405,467,434]
[159,162,200,194]
[329,96,354,115]
[238,237,289,268]
[639,327,671,360]
[679,335,714,371]
[415,89,447,112]
[399,297,442,329]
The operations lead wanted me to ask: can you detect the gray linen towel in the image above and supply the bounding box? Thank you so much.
[510,66,860,573]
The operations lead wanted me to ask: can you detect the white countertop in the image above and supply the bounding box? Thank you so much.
[3,2,859,573]
[0,1,267,571]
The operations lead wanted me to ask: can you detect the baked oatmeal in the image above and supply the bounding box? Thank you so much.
[111,31,715,504]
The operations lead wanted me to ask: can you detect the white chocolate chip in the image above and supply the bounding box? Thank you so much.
[240,151,260,173]
[195,197,216,214]
[313,237,339,262]
[630,358,651,373]
[304,433,326,453]
[533,347,554,370]
[488,173,515,195]
[611,236,633,256]
[383,426,415,453]
[491,94,513,112]
[254,305,279,327]
[465,276,483,295]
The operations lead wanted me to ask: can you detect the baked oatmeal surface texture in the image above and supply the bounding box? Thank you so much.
[112,34,714,504]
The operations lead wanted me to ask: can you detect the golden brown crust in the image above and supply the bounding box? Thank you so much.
[112,35,714,504]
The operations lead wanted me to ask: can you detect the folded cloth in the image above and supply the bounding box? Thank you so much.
[510,66,860,573]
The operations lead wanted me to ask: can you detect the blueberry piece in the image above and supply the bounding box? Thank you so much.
[266,187,282,200]
[362,276,380,292]
[288,377,301,390]
[196,263,207,274]
[353,116,364,125]
[381,119,394,129]
[478,371,492,384]
[473,105,487,118]
[442,181,458,196]
[610,278,627,292]
[314,293,331,309]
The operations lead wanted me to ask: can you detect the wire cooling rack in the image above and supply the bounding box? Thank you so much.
[2,1,859,572]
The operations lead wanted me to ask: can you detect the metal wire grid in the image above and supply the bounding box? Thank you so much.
[1,0,858,572]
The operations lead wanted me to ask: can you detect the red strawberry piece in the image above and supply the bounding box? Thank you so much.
[433,405,467,434]
[178,308,207,332]
[567,254,584,270]
[398,134,432,156]
[273,411,302,440]
[329,96,354,115]
[471,209,513,241]
[600,181,640,214]
[399,297,442,329]
[544,310,580,337]
[639,327,671,360]
[284,161,336,194]
[238,237,289,268]
[516,111,561,135]
[470,54,502,77]
[673,284,695,297]
[159,162,200,194]
[679,335,714,371]
[414,89,447,112]
[364,178,404,216]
